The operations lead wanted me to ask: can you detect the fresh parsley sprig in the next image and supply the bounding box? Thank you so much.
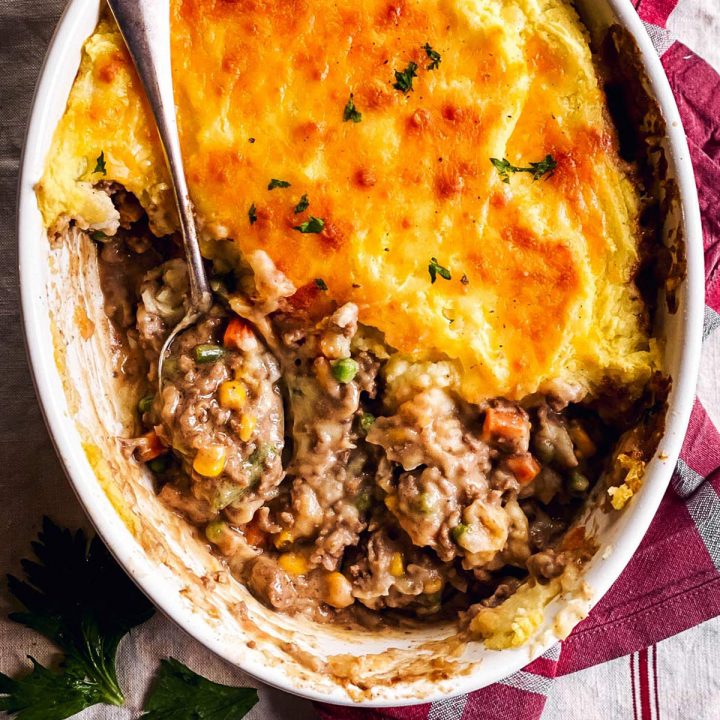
[267,178,291,190]
[490,154,557,183]
[0,519,261,720]
[0,517,155,717]
[142,659,258,720]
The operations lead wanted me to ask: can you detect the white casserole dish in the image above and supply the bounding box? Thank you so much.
[17,0,704,706]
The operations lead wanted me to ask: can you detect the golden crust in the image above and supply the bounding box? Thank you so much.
[36,0,659,401]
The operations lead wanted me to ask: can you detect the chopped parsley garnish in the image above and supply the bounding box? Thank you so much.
[267,178,291,190]
[315,278,328,291]
[490,154,557,183]
[428,257,451,284]
[393,61,418,93]
[93,151,107,175]
[90,230,108,242]
[343,93,363,123]
[248,203,257,224]
[294,194,310,214]
[293,216,325,233]
[0,518,155,717]
[142,659,258,720]
[423,43,441,70]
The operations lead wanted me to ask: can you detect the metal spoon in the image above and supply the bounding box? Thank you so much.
[107,0,213,387]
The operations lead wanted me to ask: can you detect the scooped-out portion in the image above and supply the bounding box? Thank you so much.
[95,199,666,630]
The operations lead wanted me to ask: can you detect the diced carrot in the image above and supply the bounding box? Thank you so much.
[483,407,529,442]
[223,317,252,350]
[505,453,541,485]
[243,518,267,548]
[135,431,167,462]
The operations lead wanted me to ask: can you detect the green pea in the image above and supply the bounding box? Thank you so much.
[162,356,178,378]
[205,520,226,543]
[138,394,154,414]
[569,471,590,494]
[331,358,359,383]
[359,412,375,433]
[147,456,168,474]
[194,343,226,364]
[415,493,434,514]
[355,489,372,513]
[451,523,469,542]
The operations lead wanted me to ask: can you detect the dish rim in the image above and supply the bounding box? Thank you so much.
[16,0,704,706]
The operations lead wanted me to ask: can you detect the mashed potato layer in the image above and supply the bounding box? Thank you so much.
[36,0,659,401]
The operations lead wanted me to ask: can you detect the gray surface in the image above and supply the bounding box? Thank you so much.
[0,2,315,717]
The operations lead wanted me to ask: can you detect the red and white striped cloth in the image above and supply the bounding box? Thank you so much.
[317,1,720,718]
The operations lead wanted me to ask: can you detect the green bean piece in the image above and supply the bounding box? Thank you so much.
[331,357,359,383]
[138,394,154,414]
[569,471,590,494]
[451,523,469,542]
[194,343,226,364]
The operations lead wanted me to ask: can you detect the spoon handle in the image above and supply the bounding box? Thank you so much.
[107,0,212,314]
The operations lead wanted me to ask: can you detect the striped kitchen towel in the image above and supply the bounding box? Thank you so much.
[317,1,720,717]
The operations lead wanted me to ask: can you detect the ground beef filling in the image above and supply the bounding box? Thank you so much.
[102,229,615,625]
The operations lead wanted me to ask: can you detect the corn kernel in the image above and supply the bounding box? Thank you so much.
[278,552,308,576]
[273,530,294,550]
[389,551,404,577]
[424,577,443,594]
[324,571,354,608]
[384,495,398,512]
[219,380,247,412]
[193,445,227,477]
[239,414,257,442]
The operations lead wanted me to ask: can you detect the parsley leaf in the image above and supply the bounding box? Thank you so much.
[315,278,328,291]
[267,178,291,190]
[248,203,257,225]
[343,93,363,123]
[294,194,310,214]
[490,154,557,183]
[423,43,441,70]
[293,216,325,233]
[0,657,113,720]
[1,517,155,717]
[428,257,451,284]
[393,61,418,93]
[142,659,258,720]
[93,151,107,175]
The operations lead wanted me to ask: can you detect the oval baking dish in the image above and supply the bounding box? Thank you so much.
[18,0,703,706]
